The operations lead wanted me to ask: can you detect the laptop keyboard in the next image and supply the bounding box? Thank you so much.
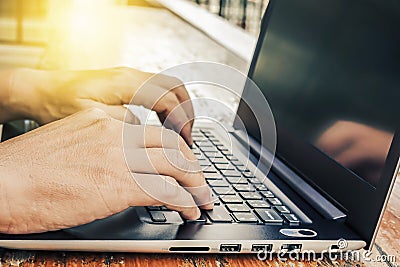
[145,128,301,226]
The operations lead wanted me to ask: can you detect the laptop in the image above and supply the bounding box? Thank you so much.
[0,0,399,253]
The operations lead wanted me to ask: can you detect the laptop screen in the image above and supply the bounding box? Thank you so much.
[237,0,399,189]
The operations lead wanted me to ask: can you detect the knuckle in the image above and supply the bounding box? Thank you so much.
[160,176,180,199]
[161,128,179,142]
[115,66,132,74]
[163,92,180,107]
[84,107,109,119]
[95,116,113,128]
[169,77,184,88]
[165,128,179,138]
[168,149,189,171]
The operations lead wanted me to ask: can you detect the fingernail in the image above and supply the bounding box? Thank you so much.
[194,208,201,219]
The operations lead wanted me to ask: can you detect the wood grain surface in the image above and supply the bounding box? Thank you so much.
[0,5,398,267]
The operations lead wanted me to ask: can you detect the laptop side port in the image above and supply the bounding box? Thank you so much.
[169,247,210,252]
[220,244,242,252]
[251,244,273,252]
[281,244,302,253]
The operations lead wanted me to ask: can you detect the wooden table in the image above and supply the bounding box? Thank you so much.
[1,5,399,267]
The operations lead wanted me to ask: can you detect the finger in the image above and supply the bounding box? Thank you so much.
[171,85,195,129]
[125,148,214,209]
[81,100,141,125]
[150,74,195,129]
[335,145,367,167]
[132,173,200,219]
[124,125,193,156]
[158,106,193,146]
[316,127,354,156]
[133,85,193,145]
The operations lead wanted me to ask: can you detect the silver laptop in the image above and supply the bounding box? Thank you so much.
[0,0,399,254]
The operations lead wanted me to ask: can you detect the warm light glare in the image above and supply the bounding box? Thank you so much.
[44,0,124,69]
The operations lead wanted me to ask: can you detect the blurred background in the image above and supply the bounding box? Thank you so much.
[1,0,267,137]
[0,0,268,71]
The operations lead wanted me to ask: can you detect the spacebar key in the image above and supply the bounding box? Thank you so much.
[206,206,232,222]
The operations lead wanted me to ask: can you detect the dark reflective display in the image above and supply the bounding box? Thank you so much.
[246,0,399,187]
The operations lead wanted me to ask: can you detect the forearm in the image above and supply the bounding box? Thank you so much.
[0,69,16,122]
[0,68,51,123]
[0,144,13,233]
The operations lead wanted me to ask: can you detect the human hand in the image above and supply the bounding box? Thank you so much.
[0,108,212,234]
[315,121,393,184]
[8,67,194,144]
[316,121,393,166]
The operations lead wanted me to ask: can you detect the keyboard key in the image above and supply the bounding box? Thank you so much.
[220,195,243,204]
[149,211,167,222]
[192,133,203,138]
[226,176,249,184]
[204,151,224,158]
[203,166,218,173]
[226,204,251,212]
[206,206,232,222]
[147,206,161,211]
[247,200,271,209]
[198,159,211,167]
[242,172,255,178]
[199,146,219,152]
[267,198,282,206]
[205,173,224,180]
[231,161,243,166]
[240,192,263,200]
[233,184,255,192]
[236,165,250,172]
[196,141,214,147]
[233,212,258,223]
[215,142,226,147]
[212,157,230,164]
[222,170,242,177]
[225,154,239,161]
[208,136,219,141]
[208,179,230,187]
[260,191,274,198]
[211,195,221,205]
[215,163,235,171]
[185,213,208,223]
[192,149,202,156]
[200,129,212,134]
[254,209,283,225]
[274,205,290,214]
[282,214,300,225]
[213,187,235,195]
[255,184,269,191]
[247,178,262,184]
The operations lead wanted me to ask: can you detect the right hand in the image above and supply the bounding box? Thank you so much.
[0,108,213,234]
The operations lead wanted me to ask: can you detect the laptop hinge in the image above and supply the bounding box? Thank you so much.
[232,130,347,221]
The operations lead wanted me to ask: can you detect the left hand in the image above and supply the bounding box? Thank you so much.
[8,67,194,145]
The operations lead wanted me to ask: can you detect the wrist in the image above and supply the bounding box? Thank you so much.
[7,68,53,122]
[0,147,13,233]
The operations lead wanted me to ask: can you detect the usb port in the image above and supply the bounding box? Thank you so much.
[251,244,272,252]
[220,244,242,252]
[281,244,302,253]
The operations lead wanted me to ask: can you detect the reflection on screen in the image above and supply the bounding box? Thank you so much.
[250,0,399,186]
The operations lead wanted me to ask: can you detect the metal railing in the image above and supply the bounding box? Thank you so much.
[0,0,48,45]
[191,0,268,35]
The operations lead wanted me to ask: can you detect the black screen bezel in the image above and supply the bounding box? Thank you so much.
[234,0,400,248]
